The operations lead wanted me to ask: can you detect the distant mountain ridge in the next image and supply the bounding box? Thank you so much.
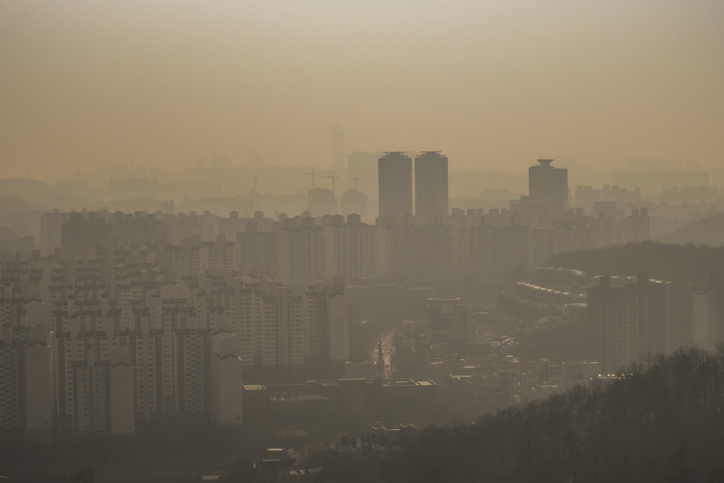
[545,241,724,284]
[659,212,724,246]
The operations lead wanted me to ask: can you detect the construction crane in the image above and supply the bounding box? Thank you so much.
[319,172,338,196]
[350,175,359,191]
[306,169,339,194]
[247,174,258,216]
[305,169,318,189]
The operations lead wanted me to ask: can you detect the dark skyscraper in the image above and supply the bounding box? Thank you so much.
[378,152,412,218]
[529,158,568,216]
[341,188,368,222]
[415,151,448,219]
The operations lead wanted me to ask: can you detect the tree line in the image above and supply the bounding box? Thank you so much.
[372,347,724,483]
[260,348,724,482]
[547,241,724,284]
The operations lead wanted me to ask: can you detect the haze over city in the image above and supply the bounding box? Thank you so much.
[2,0,724,182]
[2,1,724,482]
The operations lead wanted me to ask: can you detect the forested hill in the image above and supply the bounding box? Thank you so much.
[378,348,724,483]
[546,241,724,283]
[660,213,724,247]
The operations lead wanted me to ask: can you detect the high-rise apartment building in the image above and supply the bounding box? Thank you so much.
[276,217,323,290]
[588,274,670,373]
[414,151,448,220]
[40,211,72,257]
[340,188,368,222]
[303,282,348,363]
[0,229,363,435]
[61,212,111,258]
[236,229,278,277]
[308,188,338,217]
[0,327,22,430]
[175,328,214,424]
[692,275,724,351]
[322,214,375,282]
[528,159,568,216]
[425,297,471,336]
[374,218,455,284]
[378,152,412,219]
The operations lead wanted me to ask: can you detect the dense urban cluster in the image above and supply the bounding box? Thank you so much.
[0,248,354,437]
[29,160,649,295]
[1,155,721,483]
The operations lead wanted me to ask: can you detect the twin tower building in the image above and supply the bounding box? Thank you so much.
[378,151,449,220]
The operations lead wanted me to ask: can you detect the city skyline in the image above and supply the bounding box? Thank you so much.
[2,1,723,480]
[1,151,723,480]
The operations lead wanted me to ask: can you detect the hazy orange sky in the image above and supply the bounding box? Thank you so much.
[1,0,723,180]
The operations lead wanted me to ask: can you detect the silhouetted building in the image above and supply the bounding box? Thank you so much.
[426,297,470,336]
[375,218,455,284]
[622,208,650,243]
[588,274,670,373]
[61,212,110,258]
[340,188,368,222]
[236,227,278,276]
[40,211,72,256]
[692,275,724,351]
[378,152,412,218]
[307,188,337,217]
[415,151,448,219]
[529,159,568,216]
[322,214,375,281]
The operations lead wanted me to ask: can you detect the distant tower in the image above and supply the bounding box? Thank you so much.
[529,158,568,216]
[378,152,412,219]
[415,151,448,220]
[330,125,345,172]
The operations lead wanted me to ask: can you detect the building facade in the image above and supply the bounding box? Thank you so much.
[378,152,413,219]
[414,151,448,220]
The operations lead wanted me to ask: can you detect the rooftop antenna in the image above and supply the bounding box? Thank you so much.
[350,175,359,190]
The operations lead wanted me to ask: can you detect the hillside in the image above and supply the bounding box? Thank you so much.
[546,241,724,284]
[377,348,724,483]
[660,213,724,247]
